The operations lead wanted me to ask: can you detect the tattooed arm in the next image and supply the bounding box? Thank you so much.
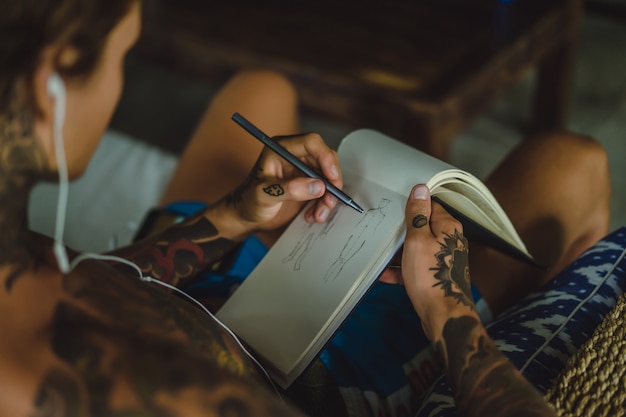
[401,184,557,417]
[112,133,342,286]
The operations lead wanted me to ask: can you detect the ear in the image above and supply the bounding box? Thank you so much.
[31,46,77,159]
[31,52,58,158]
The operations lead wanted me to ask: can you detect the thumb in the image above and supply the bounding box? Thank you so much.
[286,177,326,202]
[405,184,432,234]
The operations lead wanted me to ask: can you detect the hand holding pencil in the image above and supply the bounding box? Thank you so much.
[232,113,364,214]
[217,113,356,236]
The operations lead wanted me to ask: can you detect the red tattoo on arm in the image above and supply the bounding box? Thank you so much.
[124,214,237,286]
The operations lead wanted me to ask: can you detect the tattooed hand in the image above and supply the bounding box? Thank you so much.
[401,185,557,417]
[400,184,476,341]
[219,132,342,237]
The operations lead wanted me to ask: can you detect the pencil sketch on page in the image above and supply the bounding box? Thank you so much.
[323,198,390,282]
[281,207,340,271]
[260,175,405,291]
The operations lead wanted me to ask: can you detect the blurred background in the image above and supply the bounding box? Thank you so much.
[29,0,626,253]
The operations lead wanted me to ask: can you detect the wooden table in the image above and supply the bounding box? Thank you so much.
[136,0,582,160]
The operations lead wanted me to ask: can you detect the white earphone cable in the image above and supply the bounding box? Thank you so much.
[143,276,284,400]
[48,73,284,401]
[49,74,71,273]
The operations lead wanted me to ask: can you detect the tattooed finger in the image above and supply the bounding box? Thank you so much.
[263,184,284,197]
[412,214,428,228]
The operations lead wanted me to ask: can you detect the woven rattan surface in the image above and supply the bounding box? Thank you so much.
[544,293,626,416]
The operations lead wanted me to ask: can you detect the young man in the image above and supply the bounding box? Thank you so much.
[0,0,611,415]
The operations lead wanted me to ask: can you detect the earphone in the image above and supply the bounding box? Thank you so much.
[47,73,65,107]
[47,72,71,273]
[45,72,284,399]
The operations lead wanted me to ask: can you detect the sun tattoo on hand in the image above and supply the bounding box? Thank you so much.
[431,230,475,310]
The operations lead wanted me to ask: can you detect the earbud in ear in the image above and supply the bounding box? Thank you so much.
[46,71,70,274]
[46,72,66,136]
[47,72,65,100]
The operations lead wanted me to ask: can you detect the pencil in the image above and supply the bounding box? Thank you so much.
[232,112,365,214]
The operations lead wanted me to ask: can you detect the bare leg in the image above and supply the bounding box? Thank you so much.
[470,131,611,316]
[160,69,299,206]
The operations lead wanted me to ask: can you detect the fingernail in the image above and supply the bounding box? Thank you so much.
[330,165,339,178]
[309,181,323,195]
[413,185,429,200]
[319,206,329,221]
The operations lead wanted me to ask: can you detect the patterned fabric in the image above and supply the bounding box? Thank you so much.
[416,227,626,417]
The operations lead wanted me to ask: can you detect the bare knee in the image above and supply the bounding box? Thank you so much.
[162,70,299,205]
[534,131,611,267]
[220,69,298,114]
[552,131,609,199]
[231,68,296,91]
[484,130,611,273]
[540,130,607,165]
[524,131,609,193]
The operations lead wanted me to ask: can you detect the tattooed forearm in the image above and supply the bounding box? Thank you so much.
[437,316,556,417]
[430,230,474,310]
[127,214,237,286]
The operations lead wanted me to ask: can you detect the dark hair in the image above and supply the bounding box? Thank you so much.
[0,0,137,113]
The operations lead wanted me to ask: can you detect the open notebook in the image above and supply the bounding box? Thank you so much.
[217,129,536,388]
